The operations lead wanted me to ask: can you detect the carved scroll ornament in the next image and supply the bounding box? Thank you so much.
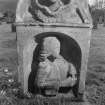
[16,0,92,23]
[16,0,72,22]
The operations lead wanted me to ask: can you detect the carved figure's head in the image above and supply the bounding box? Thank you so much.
[42,37,61,58]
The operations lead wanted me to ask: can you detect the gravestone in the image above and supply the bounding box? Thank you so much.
[16,0,92,101]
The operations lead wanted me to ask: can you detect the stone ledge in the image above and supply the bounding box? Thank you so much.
[15,22,93,28]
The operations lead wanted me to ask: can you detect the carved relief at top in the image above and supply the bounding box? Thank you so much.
[16,0,92,24]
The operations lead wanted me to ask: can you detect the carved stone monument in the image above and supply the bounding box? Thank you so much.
[16,0,92,102]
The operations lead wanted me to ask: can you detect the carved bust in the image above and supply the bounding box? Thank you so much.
[35,37,77,96]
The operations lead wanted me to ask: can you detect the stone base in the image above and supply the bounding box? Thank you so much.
[34,94,91,105]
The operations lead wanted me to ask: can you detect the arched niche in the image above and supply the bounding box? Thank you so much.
[28,32,82,94]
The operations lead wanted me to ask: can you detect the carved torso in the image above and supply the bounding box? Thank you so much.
[35,37,77,90]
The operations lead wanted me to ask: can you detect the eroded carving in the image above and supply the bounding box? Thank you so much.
[16,0,92,23]
[35,37,77,96]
